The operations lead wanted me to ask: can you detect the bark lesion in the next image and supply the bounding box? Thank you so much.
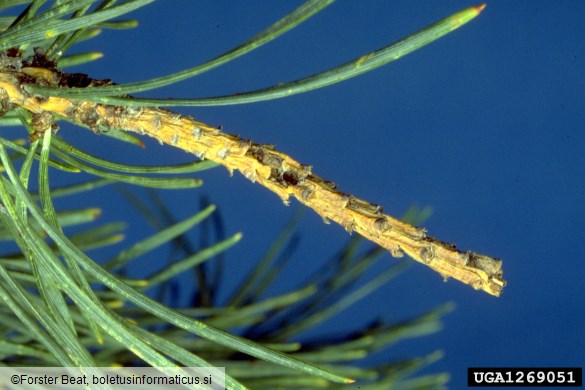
[0,48,506,297]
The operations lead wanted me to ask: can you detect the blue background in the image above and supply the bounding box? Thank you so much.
[37,1,585,388]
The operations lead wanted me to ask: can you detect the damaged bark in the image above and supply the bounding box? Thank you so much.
[0,50,506,296]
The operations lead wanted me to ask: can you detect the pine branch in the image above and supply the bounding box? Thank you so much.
[0,44,505,296]
[0,3,504,386]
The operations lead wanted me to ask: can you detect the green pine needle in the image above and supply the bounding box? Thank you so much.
[0,2,486,387]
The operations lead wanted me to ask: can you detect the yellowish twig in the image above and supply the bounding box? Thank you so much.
[0,69,505,296]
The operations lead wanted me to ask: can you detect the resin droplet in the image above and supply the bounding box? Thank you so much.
[419,247,434,264]
[390,246,404,258]
[374,217,388,231]
[152,116,161,131]
[242,169,257,183]
[192,126,202,140]
[344,222,355,234]
[217,148,228,159]
[301,187,314,201]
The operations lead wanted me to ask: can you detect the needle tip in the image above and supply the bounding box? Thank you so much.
[475,4,487,13]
